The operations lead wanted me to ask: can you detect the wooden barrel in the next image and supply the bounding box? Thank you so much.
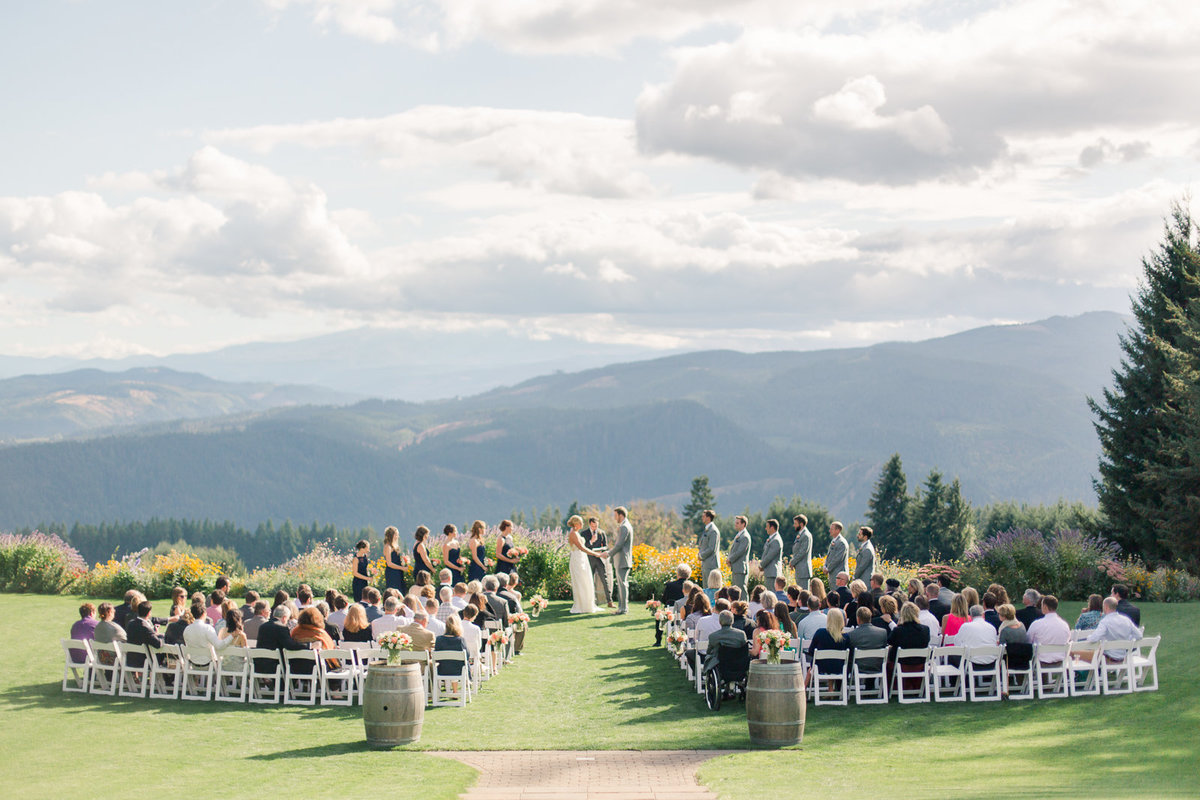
[746,660,805,747]
[362,663,424,748]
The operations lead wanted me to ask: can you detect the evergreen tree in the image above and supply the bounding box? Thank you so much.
[867,453,908,556]
[682,475,716,537]
[930,477,973,561]
[1090,203,1200,563]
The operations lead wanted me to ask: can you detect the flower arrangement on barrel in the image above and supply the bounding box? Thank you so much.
[375,630,413,665]
[756,629,790,664]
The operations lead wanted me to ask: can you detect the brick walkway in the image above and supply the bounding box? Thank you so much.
[433,750,730,800]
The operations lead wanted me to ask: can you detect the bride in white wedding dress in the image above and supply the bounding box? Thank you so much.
[566,515,605,613]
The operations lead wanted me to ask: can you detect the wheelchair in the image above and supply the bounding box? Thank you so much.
[703,643,752,711]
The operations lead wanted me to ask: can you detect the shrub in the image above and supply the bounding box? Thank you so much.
[962,528,1122,599]
[0,531,87,594]
[76,548,226,598]
[245,543,352,597]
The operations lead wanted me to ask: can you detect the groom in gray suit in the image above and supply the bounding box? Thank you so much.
[727,515,751,595]
[759,519,783,584]
[698,510,720,583]
[606,506,634,615]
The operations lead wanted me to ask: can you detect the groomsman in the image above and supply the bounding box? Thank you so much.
[824,521,848,589]
[853,526,876,584]
[698,510,721,582]
[759,519,783,584]
[608,506,634,615]
[790,514,813,588]
[727,516,751,595]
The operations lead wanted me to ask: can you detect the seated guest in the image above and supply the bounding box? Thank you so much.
[844,579,868,622]
[696,599,731,645]
[795,602,828,644]
[961,586,980,611]
[360,587,383,622]
[214,598,240,633]
[254,606,306,674]
[240,590,259,621]
[774,601,797,638]
[437,569,454,598]
[398,611,437,656]
[726,586,741,604]
[1016,588,1043,630]
[342,604,373,643]
[1027,595,1070,662]
[785,585,801,610]
[705,570,723,604]
[982,592,1001,630]
[215,575,231,594]
[997,604,1028,645]
[673,580,696,615]
[371,598,404,639]
[469,592,494,626]
[243,601,270,640]
[954,605,999,663]
[124,600,164,668]
[869,573,886,601]
[1075,594,1104,631]
[206,590,226,625]
[167,587,188,621]
[114,590,139,629]
[451,583,470,611]
[296,584,315,609]
[914,595,941,644]
[885,578,902,596]
[502,573,524,611]
[936,574,955,606]
[685,592,712,631]
[424,598,447,636]
[93,602,128,660]
[906,578,923,604]
[887,602,932,687]
[326,595,349,631]
[749,610,780,659]
[271,590,291,615]
[1111,584,1141,626]
[772,576,789,604]
[833,572,853,607]
[184,601,233,665]
[824,591,843,612]
[807,608,850,680]
[703,611,749,672]
[1076,597,1141,661]
[872,595,899,631]
[730,601,755,639]
[459,605,484,665]
[70,603,98,647]
[436,587,459,623]
[662,564,691,608]
[790,590,812,628]
[847,607,888,671]
[942,594,969,639]
[482,576,510,628]
[926,583,951,624]
[325,588,339,609]
[434,615,469,682]
[808,578,827,608]
[987,583,1011,607]
[219,609,248,655]
[291,607,336,660]
[747,585,767,618]
[315,601,342,643]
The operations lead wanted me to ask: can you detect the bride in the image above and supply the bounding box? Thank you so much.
[566,515,605,613]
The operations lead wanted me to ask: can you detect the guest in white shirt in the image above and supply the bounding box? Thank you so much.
[424,598,446,636]
[326,595,349,631]
[436,587,459,624]
[370,597,404,639]
[795,607,828,643]
[451,584,469,611]
[915,595,941,645]
[183,601,233,665]
[695,599,729,649]
[1027,595,1071,662]
[1077,597,1141,661]
[953,605,999,663]
[459,605,483,664]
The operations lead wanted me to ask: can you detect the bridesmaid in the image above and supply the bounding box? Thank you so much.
[442,524,466,585]
[495,518,518,575]
[467,520,488,583]
[383,526,408,594]
[412,525,435,583]
[351,539,372,603]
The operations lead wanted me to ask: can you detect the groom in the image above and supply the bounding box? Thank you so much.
[605,506,634,615]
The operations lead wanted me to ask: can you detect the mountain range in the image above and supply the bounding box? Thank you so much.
[0,311,1129,531]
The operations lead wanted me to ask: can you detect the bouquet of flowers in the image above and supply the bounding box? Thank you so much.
[486,557,497,569]
[654,608,674,624]
[511,612,530,633]
[645,599,662,614]
[666,628,689,657]
[376,630,413,665]
[489,630,509,647]
[529,595,549,617]
[757,629,790,664]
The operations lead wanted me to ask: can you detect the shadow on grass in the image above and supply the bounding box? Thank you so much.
[247,741,367,760]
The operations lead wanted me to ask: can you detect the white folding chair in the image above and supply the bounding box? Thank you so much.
[319,649,355,706]
[282,650,319,705]
[1066,641,1103,697]
[1130,635,1160,692]
[1034,644,1070,699]
[430,651,471,707]
[851,649,889,704]
[1099,641,1137,695]
[248,649,283,704]
[117,642,150,698]
[1002,642,1035,700]
[181,645,216,701]
[811,650,850,706]
[893,648,931,703]
[965,646,1004,701]
[61,639,93,693]
[781,638,801,663]
[215,647,250,702]
[353,647,386,703]
[929,646,966,702]
[1069,629,1093,643]
[692,631,711,693]
[147,644,182,700]
[88,641,120,695]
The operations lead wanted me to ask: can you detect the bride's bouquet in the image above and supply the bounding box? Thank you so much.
[645,599,662,614]
[375,630,413,665]
[510,612,530,633]
[528,595,549,617]
[666,628,688,657]
[757,629,791,664]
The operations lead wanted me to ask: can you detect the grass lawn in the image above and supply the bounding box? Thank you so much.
[3,595,1198,798]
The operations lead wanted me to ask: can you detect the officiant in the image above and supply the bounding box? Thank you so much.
[583,516,615,608]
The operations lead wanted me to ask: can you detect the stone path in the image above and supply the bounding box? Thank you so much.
[434,750,731,800]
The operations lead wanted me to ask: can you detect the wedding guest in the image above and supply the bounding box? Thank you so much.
[982,592,1002,630]
[915,596,941,644]
[502,572,524,612]
[167,587,188,621]
[988,583,1011,607]
[219,608,248,649]
[704,570,722,604]
[1027,595,1070,663]
[832,572,853,607]
[1016,589,1043,630]
[469,592,494,626]
[937,574,955,607]
[93,602,128,652]
[481,576,510,628]
[296,585,315,610]
[214,598,239,632]
[795,602,828,643]
[424,598,447,636]
[906,579,923,604]
[114,590,139,629]
[342,604,373,643]
[943,594,970,640]
[70,603,98,645]
[254,606,305,673]
[773,601,797,637]
[315,601,342,643]
[215,575,231,594]
[435,587,458,623]
[808,578,827,608]
[361,587,383,622]
[662,564,690,608]
[695,598,729,644]
[1075,594,1104,630]
[243,601,270,640]
[845,579,869,623]
[1076,597,1141,661]
[997,604,1028,646]
[451,584,469,611]
[772,576,789,604]
[750,610,780,659]
[703,611,749,672]
[747,585,767,618]
[435,615,469,681]
[731,600,754,639]
[887,602,932,685]
[123,600,163,667]
[685,593,712,631]
[460,605,483,665]
[954,605,999,663]
[203,590,225,626]
[399,611,436,653]
[327,595,349,630]
[868,573,885,601]
[789,590,812,628]
[237,590,258,621]
[272,590,291,613]
[674,581,696,614]
[926,583,951,623]
[184,601,232,665]
[807,608,850,679]
[1111,584,1141,626]
[290,607,337,674]
[872,595,899,631]
[847,607,888,671]
[371,598,403,639]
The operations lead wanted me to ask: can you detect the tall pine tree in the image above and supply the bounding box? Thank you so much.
[682,476,716,538]
[1090,203,1200,564]
[867,453,908,557]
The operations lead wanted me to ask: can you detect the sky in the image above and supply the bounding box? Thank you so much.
[2,0,1199,361]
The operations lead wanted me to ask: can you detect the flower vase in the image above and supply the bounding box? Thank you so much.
[386,650,403,666]
[766,647,782,665]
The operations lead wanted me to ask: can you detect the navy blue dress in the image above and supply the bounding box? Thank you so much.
[468,542,486,582]
[352,554,369,603]
[447,543,463,585]
[413,544,434,580]
[497,539,513,574]
[384,545,408,594]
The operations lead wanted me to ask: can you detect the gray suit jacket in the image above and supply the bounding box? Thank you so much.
[698,522,720,578]
[759,533,783,579]
[853,540,875,583]
[728,530,751,575]
[611,519,634,572]
[790,527,813,581]
[825,535,848,579]
[703,626,748,671]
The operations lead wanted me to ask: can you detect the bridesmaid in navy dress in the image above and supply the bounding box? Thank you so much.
[383,526,408,594]
[351,539,372,603]
[412,525,434,582]
[442,523,466,585]
[467,520,488,583]
[495,518,518,575]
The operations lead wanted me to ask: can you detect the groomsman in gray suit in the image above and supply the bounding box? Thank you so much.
[727,515,751,595]
[853,526,876,584]
[605,506,634,615]
[759,519,783,584]
[824,521,849,589]
[698,510,721,582]
[790,514,813,588]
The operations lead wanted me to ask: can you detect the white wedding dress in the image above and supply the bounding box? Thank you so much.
[568,535,600,614]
